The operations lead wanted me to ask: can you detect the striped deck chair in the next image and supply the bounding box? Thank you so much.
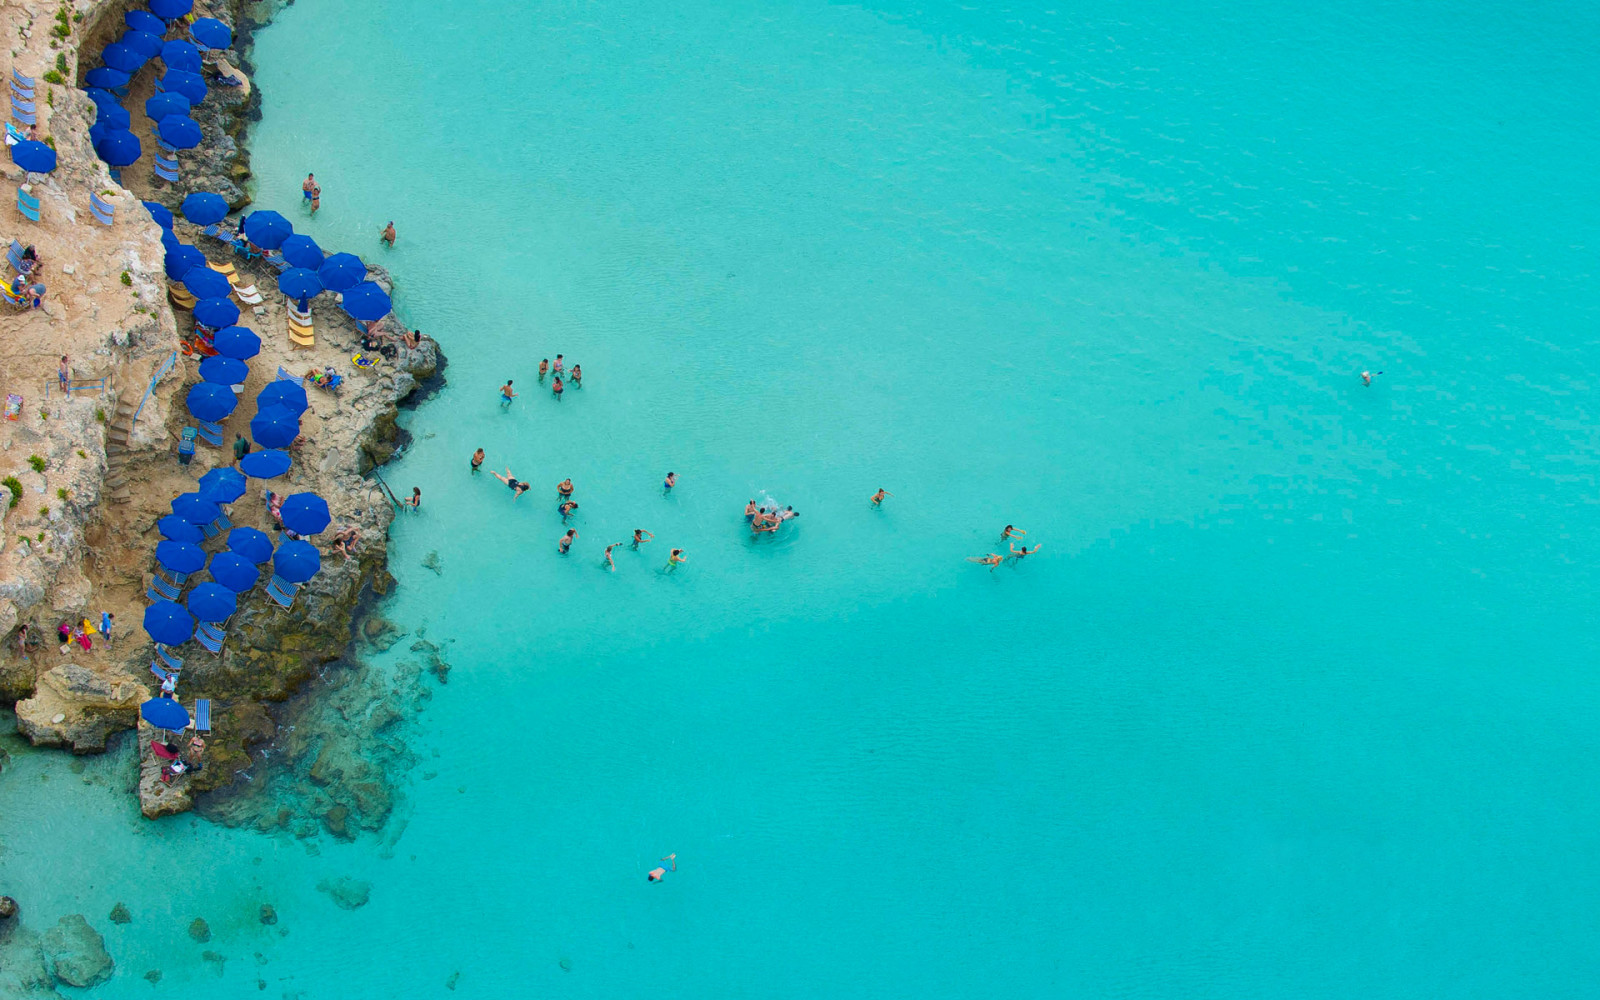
[197,419,224,447]
[178,426,196,465]
[16,187,39,222]
[153,154,180,183]
[146,574,182,602]
[155,644,185,671]
[266,575,300,609]
[263,251,290,272]
[10,69,33,99]
[209,512,233,534]
[89,191,115,226]
[288,315,315,348]
[150,663,176,683]
[192,698,212,734]
[10,97,35,126]
[200,223,226,241]
[276,366,307,388]
[194,622,224,654]
[169,285,198,309]
[7,239,25,272]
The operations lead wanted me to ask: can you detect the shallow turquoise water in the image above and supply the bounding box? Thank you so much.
[6,0,1600,995]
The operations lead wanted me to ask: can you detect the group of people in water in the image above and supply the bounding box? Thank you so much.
[498,355,583,406]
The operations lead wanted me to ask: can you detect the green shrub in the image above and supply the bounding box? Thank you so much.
[38,506,48,518]
[120,271,132,287]
[50,23,69,39]
[2,476,21,508]
[94,407,106,423]
[75,449,86,458]
[27,455,45,473]
[36,532,44,541]
[42,70,63,85]
[42,136,54,149]
[55,487,68,500]
[54,53,67,74]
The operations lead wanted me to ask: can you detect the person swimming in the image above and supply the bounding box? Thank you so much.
[663,472,677,494]
[500,379,517,405]
[665,548,687,571]
[870,488,892,506]
[632,528,653,550]
[1001,524,1026,541]
[1009,542,1041,562]
[471,448,485,473]
[647,867,666,882]
[1361,370,1384,386]
[559,528,577,554]
[491,468,529,498]
[968,553,1003,570]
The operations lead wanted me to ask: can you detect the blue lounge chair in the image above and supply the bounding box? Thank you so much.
[3,122,23,144]
[147,575,182,601]
[11,99,35,126]
[263,251,289,272]
[155,644,184,671]
[89,191,115,226]
[157,138,178,156]
[11,93,33,113]
[10,69,33,99]
[194,623,224,654]
[266,575,300,609]
[193,698,212,733]
[109,168,121,185]
[209,512,233,533]
[151,663,177,684]
[201,224,225,241]
[17,187,39,222]
[197,420,223,447]
[276,366,307,388]
[153,154,179,183]
[7,239,25,272]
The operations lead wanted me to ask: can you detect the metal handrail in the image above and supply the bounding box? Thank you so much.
[44,376,110,399]
[131,350,179,429]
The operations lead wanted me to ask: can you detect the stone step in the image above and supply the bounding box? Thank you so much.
[110,491,133,505]
[106,442,127,456]
[104,472,127,491]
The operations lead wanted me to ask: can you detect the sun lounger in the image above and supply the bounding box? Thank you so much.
[232,276,264,304]
[266,575,300,609]
[155,644,184,671]
[209,261,237,278]
[263,251,289,272]
[3,122,24,144]
[194,623,224,654]
[11,93,33,113]
[16,186,39,222]
[10,69,33,99]
[288,316,315,348]
[209,513,233,533]
[153,154,179,183]
[193,698,212,733]
[147,575,182,601]
[197,419,223,447]
[169,285,197,309]
[201,224,226,241]
[150,738,180,760]
[151,663,177,684]
[276,366,307,387]
[89,191,115,225]
[11,99,35,126]
[157,138,178,156]
[7,238,24,272]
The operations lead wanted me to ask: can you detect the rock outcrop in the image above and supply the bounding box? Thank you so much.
[14,662,145,751]
[38,914,113,988]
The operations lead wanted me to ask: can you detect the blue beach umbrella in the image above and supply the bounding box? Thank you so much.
[186,582,236,622]
[171,492,221,525]
[184,381,236,421]
[155,540,206,575]
[180,190,227,224]
[101,43,146,74]
[256,380,308,416]
[160,70,207,105]
[156,114,203,150]
[180,265,230,299]
[161,229,181,252]
[142,200,174,230]
[88,123,108,149]
[212,325,261,360]
[207,551,259,593]
[143,602,193,647]
[190,17,232,50]
[279,235,324,270]
[150,0,195,22]
[243,210,292,250]
[164,244,205,280]
[126,9,166,34]
[316,253,365,291]
[121,29,163,59]
[250,406,299,449]
[193,296,240,328]
[94,129,142,166]
[197,354,248,385]
[278,493,330,535]
[95,103,131,131]
[140,697,190,731]
[277,267,322,300]
[84,67,131,90]
[144,91,191,121]
[11,141,56,173]
[238,449,291,480]
[198,466,248,503]
[226,526,275,564]
[160,40,202,73]
[273,539,321,583]
[157,514,204,543]
[340,282,391,321]
[83,87,120,110]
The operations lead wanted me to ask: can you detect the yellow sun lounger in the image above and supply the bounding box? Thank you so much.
[288,316,315,348]
[169,285,197,309]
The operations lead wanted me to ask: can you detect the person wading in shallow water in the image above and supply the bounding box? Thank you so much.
[665,548,687,572]
[380,221,397,246]
[471,448,485,473]
[559,528,578,554]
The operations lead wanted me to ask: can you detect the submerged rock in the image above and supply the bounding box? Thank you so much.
[107,903,130,925]
[39,914,113,988]
[188,917,211,942]
[258,904,278,926]
[145,969,162,985]
[316,876,371,911]
[0,896,16,921]
[421,551,443,575]
[201,950,226,975]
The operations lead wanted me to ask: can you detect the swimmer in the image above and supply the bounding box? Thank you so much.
[558,528,577,554]
[1009,542,1041,561]
[647,867,666,882]
[662,853,677,871]
[538,358,549,381]
[1001,524,1026,541]
[552,375,564,400]
[403,486,422,510]
[559,500,579,521]
[557,478,575,500]
[603,543,621,571]
[491,468,530,498]
[744,500,758,523]
[471,448,485,473]
[631,528,653,550]
[870,488,892,506]
[665,548,687,571]
[663,471,677,494]
[500,379,517,405]
[968,553,1003,570]
[1361,370,1384,386]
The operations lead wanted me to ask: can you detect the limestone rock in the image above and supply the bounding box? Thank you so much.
[258,904,277,926]
[188,917,211,942]
[316,876,371,911]
[39,914,113,988]
[14,663,143,752]
[107,903,130,925]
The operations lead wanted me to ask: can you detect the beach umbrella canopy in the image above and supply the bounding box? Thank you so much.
[143,200,174,230]
[226,526,275,563]
[121,29,164,59]
[180,264,230,299]
[144,91,191,121]
[94,129,142,166]
[279,234,324,270]
[89,122,108,148]
[161,229,181,252]
[186,582,236,622]
[10,141,55,173]
[156,114,203,149]
[100,43,146,74]
[198,465,248,503]
[340,282,391,321]
[156,514,204,543]
[155,539,206,574]
[238,449,291,480]
[180,191,228,226]
[95,103,131,130]
[243,210,292,250]
[212,325,260,360]
[160,69,207,104]
[184,381,237,422]
[84,67,131,90]
[163,243,205,280]
[84,87,121,110]
[143,602,194,647]
[278,493,330,535]
[197,354,248,385]
[277,267,322,300]
[150,0,195,21]
[160,40,202,73]
[193,296,240,328]
[256,380,308,416]
[126,9,166,33]
[171,492,221,525]
[190,17,232,50]
[316,253,366,292]
[273,539,321,583]
[207,551,259,592]
[250,405,299,449]
[140,696,190,730]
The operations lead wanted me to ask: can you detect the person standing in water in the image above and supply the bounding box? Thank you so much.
[870,488,892,506]
[557,478,575,501]
[302,173,316,203]
[570,364,582,387]
[665,548,687,572]
[603,543,621,571]
[380,222,397,246]
[1361,370,1383,386]
[552,375,564,401]
[553,355,564,376]
[538,359,549,381]
[558,528,577,554]
[662,472,677,494]
[500,379,517,406]
[632,528,653,550]
[310,183,321,215]
[559,500,579,521]
[1009,542,1041,562]
[744,500,758,523]
[471,448,485,473]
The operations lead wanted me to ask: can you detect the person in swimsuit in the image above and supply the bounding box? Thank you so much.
[557,478,574,501]
[1361,370,1383,386]
[662,472,677,494]
[632,528,653,550]
[538,359,549,381]
[380,221,397,246]
[559,500,578,521]
[570,364,582,387]
[870,488,892,506]
[779,506,799,521]
[1001,525,1025,541]
[552,376,564,400]
[665,548,687,572]
[500,380,516,405]
[744,500,758,523]
[552,355,564,376]
[647,867,667,882]
[1009,542,1041,562]
[603,543,620,571]
[471,448,485,473]
[558,528,577,554]
[661,853,677,871]
[403,486,422,510]
[968,553,1003,570]
[302,173,316,201]
[492,468,530,498]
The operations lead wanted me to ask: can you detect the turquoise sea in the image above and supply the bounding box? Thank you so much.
[5,0,1600,995]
